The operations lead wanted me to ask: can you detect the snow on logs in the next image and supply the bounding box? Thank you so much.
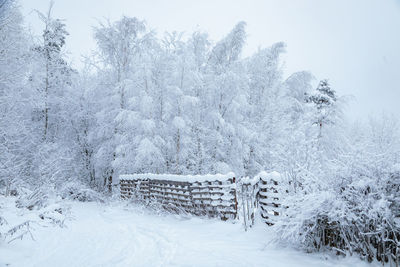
[119,172,237,220]
[236,171,285,226]
[257,171,284,226]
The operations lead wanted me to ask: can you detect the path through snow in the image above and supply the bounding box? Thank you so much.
[0,200,377,267]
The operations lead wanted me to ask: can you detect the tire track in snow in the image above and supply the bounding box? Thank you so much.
[96,204,178,266]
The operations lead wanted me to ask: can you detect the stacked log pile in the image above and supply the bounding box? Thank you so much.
[258,171,283,225]
[119,173,237,220]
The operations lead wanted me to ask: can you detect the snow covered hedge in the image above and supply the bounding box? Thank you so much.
[273,168,400,264]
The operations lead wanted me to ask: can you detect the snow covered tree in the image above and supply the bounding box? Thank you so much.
[305,79,337,138]
[30,2,72,140]
[204,22,248,175]
[245,42,286,176]
[0,0,32,195]
[91,16,157,191]
[93,16,151,108]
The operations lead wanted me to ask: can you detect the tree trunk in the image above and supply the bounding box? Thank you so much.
[176,128,180,173]
[44,57,49,139]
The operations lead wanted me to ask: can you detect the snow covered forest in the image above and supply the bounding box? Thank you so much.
[1,0,400,266]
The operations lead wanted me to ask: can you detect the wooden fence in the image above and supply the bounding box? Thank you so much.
[119,171,285,225]
[258,172,284,226]
[238,177,259,230]
[238,171,284,227]
[119,173,238,220]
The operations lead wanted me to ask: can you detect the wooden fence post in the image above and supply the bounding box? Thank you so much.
[241,183,248,231]
[233,177,238,219]
[188,181,194,214]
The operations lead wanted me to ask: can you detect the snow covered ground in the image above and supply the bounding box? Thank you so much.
[0,197,378,267]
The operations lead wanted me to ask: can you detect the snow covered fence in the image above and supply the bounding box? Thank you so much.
[257,171,285,226]
[119,171,287,225]
[238,176,259,230]
[119,173,238,220]
[237,171,286,227]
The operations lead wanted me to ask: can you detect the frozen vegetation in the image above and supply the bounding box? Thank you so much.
[1,0,399,265]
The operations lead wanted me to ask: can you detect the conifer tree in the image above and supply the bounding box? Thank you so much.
[305,79,337,138]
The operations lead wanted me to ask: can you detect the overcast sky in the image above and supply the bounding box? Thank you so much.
[20,0,400,119]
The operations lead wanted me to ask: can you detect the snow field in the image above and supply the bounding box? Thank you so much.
[0,198,378,267]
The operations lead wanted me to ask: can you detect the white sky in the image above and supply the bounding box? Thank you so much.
[20,0,400,119]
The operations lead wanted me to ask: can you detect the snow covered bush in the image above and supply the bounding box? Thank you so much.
[60,181,104,202]
[37,202,71,228]
[275,173,400,263]
[3,221,35,244]
[16,188,49,211]
[0,196,71,245]
[273,114,400,264]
